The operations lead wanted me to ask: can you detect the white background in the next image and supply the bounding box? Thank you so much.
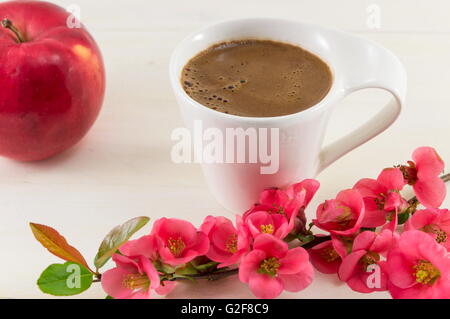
[1,0,450,298]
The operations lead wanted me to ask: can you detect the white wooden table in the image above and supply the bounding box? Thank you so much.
[1,0,450,299]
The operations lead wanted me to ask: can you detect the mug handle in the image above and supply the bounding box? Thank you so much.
[317,35,407,173]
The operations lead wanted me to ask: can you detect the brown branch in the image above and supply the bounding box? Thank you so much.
[441,173,450,183]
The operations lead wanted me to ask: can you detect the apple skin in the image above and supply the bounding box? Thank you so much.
[0,0,105,161]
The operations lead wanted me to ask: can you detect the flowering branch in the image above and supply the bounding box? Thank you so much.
[30,147,450,299]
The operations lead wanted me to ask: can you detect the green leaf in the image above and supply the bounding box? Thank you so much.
[94,216,150,270]
[105,295,114,299]
[37,262,93,296]
[172,273,196,282]
[298,234,315,244]
[175,262,199,276]
[160,263,177,274]
[283,233,298,243]
[192,261,219,272]
[398,212,410,225]
[153,259,176,274]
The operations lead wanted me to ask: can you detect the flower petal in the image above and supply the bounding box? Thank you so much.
[352,231,376,251]
[248,273,283,299]
[414,178,446,208]
[361,207,387,228]
[278,247,310,275]
[152,218,197,246]
[370,230,394,254]
[127,289,151,299]
[278,266,314,292]
[101,267,133,299]
[112,254,140,273]
[354,178,385,198]
[287,179,320,207]
[338,250,366,282]
[309,240,342,274]
[405,209,439,231]
[385,251,416,289]
[377,168,406,191]
[199,215,217,235]
[191,231,210,256]
[155,281,177,296]
[206,243,231,262]
[238,250,266,283]
[259,188,289,207]
[413,147,444,179]
[138,256,160,290]
[119,235,157,259]
[253,234,288,258]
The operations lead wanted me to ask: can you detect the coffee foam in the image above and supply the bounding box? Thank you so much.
[181,40,332,117]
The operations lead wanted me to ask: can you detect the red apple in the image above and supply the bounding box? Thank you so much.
[0,0,105,161]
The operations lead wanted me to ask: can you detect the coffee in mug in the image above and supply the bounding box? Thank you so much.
[170,19,406,212]
[181,39,332,117]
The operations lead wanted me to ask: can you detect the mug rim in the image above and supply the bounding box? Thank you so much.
[169,17,345,122]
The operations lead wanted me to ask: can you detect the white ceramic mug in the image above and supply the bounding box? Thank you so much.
[170,18,407,213]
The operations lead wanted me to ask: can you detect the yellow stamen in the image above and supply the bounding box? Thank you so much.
[167,237,185,257]
[321,247,340,263]
[260,224,274,235]
[413,260,440,285]
[258,257,280,277]
[436,230,447,244]
[399,161,418,185]
[360,251,380,270]
[122,274,150,290]
[336,205,354,228]
[271,204,286,216]
[225,234,238,253]
[422,224,447,244]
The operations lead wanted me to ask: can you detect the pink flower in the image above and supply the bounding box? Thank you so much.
[200,215,250,268]
[119,234,158,260]
[244,179,320,236]
[405,208,450,250]
[385,230,450,299]
[245,210,291,239]
[102,254,174,299]
[330,234,356,258]
[152,218,209,266]
[259,179,319,216]
[239,234,313,299]
[354,168,407,228]
[314,189,365,236]
[400,147,446,208]
[102,236,177,299]
[285,179,320,208]
[309,239,342,274]
[338,230,395,293]
[285,179,320,233]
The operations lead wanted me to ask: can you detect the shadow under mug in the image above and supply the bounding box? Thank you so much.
[169,18,407,213]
